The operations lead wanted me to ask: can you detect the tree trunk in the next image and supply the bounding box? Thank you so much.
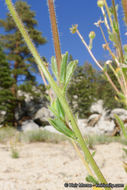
[11,41,19,127]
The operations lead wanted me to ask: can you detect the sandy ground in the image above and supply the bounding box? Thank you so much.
[0,141,126,190]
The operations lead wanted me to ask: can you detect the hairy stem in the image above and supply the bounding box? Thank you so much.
[48,0,99,181]
[103,0,114,32]
[99,24,125,93]
[101,7,111,32]
[47,0,61,77]
[112,0,124,63]
[99,24,118,64]
[122,0,127,25]
[71,140,94,177]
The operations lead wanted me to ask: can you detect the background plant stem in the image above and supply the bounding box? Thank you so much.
[112,0,124,63]
[76,29,119,95]
[47,0,61,77]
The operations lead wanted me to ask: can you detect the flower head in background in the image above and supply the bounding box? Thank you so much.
[70,24,78,34]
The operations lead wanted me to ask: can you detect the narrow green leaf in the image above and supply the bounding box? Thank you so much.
[122,67,127,80]
[113,20,118,33]
[92,151,96,157]
[48,98,60,118]
[49,98,65,119]
[48,118,65,134]
[56,98,65,119]
[117,92,126,104]
[108,32,117,43]
[51,56,58,79]
[48,106,58,118]
[114,114,127,139]
[118,92,126,99]
[51,99,57,110]
[48,118,76,139]
[65,60,78,90]
[85,175,99,185]
[60,52,68,84]
[124,185,127,190]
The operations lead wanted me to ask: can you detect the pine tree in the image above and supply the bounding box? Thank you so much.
[97,66,123,110]
[67,62,98,118]
[67,61,123,118]
[0,46,15,125]
[0,0,46,91]
[0,1,47,125]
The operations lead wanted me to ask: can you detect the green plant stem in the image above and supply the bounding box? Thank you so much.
[47,0,99,182]
[103,0,114,31]
[71,140,94,177]
[111,0,127,97]
[98,24,125,93]
[101,7,110,32]
[100,2,127,100]
[47,0,96,179]
[112,0,124,63]
[76,29,120,95]
[99,23,119,65]
[5,1,110,188]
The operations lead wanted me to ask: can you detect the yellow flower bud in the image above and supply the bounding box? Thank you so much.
[70,24,78,34]
[89,31,96,39]
[97,0,104,8]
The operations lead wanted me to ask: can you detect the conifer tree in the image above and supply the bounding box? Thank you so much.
[67,62,98,118]
[0,1,46,93]
[0,46,15,125]
[0,1,47,125]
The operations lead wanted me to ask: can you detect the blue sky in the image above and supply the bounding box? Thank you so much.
[0,0,126,83]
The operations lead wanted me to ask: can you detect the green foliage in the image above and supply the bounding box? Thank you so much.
[86,175,99,185]
[18,82,46,98]
[0,46,16,125]
[0,1,46,84]
[60,52,68,84]
[67,62,98,118]
[84,134,127,146]
[49,118,76,139]
[49,97,77,140]
[0,1,47,125]
[21,129,66,143]
[0,126,17,143]
[64,60,78,91]
[114,114,127,139]
[51,52,78,93]
[11,148,19,159]
[51,56,58,80]
[67,62,123,118]
[49,53,78,139]
[97,62,124,109]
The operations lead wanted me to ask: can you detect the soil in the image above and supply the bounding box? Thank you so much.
[0,141,126,190]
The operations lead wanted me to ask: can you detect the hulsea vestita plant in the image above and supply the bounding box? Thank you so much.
[5,0,126,189]
[71,0,127,188]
